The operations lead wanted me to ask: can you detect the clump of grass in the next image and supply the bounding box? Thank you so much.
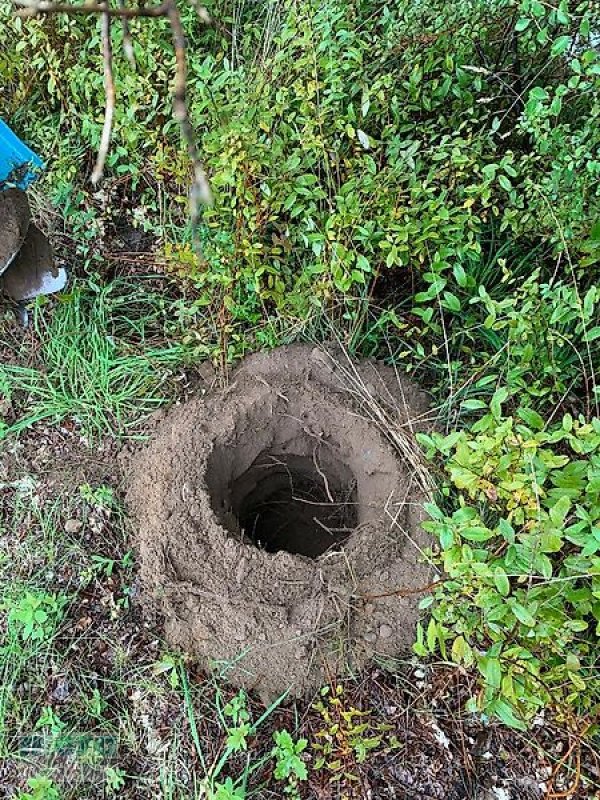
[0,281,190,441]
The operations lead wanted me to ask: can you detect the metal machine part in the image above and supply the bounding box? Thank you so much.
[0,187,67,304]
[0,121,67,307]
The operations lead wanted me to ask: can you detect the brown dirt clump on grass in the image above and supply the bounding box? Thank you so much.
[126,344,435,699]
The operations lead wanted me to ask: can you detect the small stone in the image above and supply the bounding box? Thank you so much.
[364,630,377,643]
[235,558,248,585]
[51,678,71,703]
[379,624,393,639]
[310,347,328,365]
[64,519,82,534]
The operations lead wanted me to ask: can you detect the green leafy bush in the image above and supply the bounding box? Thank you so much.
[419,408,600,726]
[3,0,599,323]
[422,269,600,419]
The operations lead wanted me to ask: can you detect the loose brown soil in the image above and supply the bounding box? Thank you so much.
[126,344,435,699]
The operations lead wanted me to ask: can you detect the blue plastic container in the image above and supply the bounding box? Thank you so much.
[0,120,43,189]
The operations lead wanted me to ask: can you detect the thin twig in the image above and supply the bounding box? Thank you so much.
[13,0,213,219]
[91,6,115,184]
[360,579,443,602]
[14,0,170,17]
[313,444,334,503]
[118,0,135,64]
[545,721,590,800]
[164,0,212,221]
[313,517,353,535]
[187,0,211,24]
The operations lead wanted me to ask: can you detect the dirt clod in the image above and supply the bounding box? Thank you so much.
[64,518,83,534]
[126,344,434,698]
[379,624,393,639]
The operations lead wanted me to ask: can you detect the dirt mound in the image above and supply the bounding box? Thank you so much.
[126,344,434,698]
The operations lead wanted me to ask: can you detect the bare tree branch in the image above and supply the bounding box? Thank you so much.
[187,0,210,25]
[14,0,170,18]
[164,0,212,215]
[91,6,115,184]
[118,0,135,65]
[12,0,213,214]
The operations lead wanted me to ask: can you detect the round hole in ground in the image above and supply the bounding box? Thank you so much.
[220,452,358,558]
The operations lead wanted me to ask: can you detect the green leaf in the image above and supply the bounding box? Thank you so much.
[493,567,510,597]
[584,327,600,343]
[461,525,495,542]
[530,86,549,101]
[509,601,536,627]
[490,387,509,420]
[440,526,454,550]
[552,36,571,56]
[443,292,461,312]
[356,254,370,272]
[461,399,488,411]
[517,407,545,430]
[493,699,527,731]
[515,17,531,31]
[498,175,512,192]
[226,723,250,751]
[530,1,544,17]
[533,553,553,578]
[479,656,502,688]
[453,263,467,287]
[426,617,438,652]
[273,729,293,749]
[451,635,472,664]
[550,495,572,527]
[498,519,515,543]
[424,502,445,521]
[452,506,479,524]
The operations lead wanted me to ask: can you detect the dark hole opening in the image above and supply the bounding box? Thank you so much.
[232,454,357,558]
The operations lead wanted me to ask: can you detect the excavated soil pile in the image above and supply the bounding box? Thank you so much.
[126,344,434,698]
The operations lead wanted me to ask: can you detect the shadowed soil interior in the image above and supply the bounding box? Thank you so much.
[216,452,357,558]
[126,344,434,697]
